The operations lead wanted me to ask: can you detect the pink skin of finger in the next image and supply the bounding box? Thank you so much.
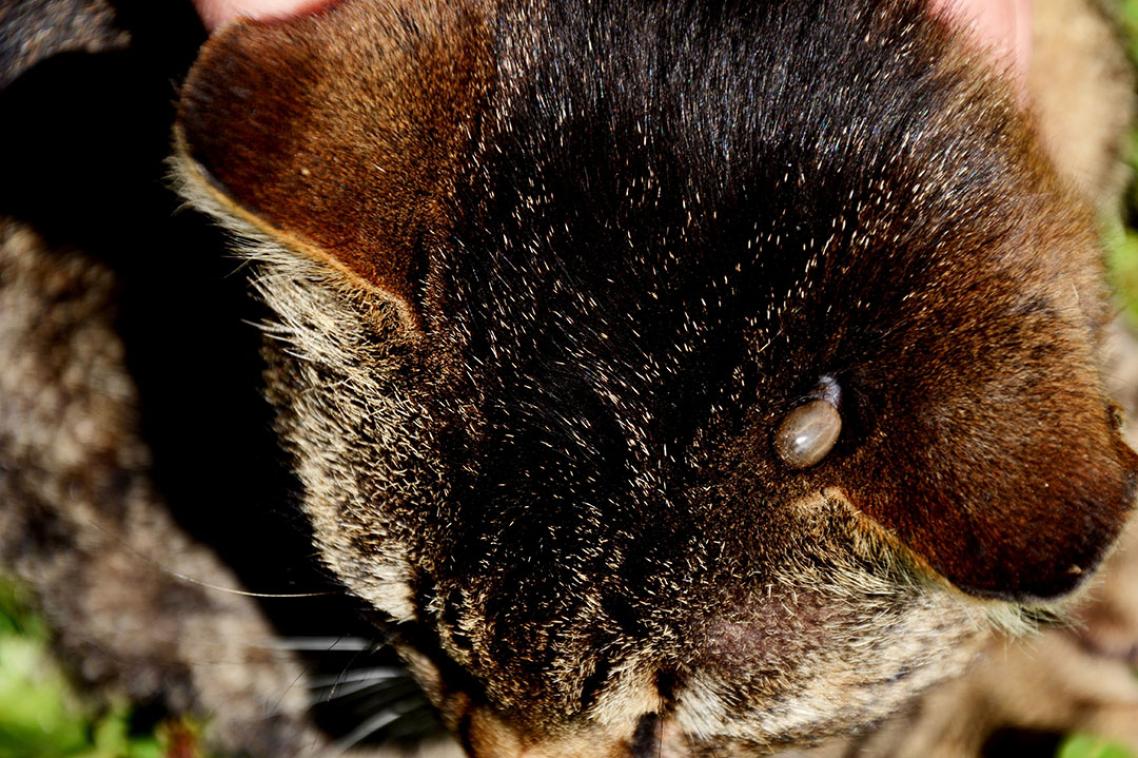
[931,0,1033,93]
[192,0,331,32]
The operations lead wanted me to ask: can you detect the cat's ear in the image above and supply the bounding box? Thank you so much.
[840,322,1138,602]
[175,0,492,328]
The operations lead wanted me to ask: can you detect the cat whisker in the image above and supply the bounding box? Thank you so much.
[314,680,427,723]
[329,701,431,756]
[77,514,339,599]
[154,569,338,599]
[310,666,407,688]
[268,667,310,721]
[258,636,379,652]
[309,677,395,703]
[223,254,257,278]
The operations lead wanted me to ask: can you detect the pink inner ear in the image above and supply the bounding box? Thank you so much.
[193,0,334,32]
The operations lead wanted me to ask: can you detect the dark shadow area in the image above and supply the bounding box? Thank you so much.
[981,726,1065,757]
[0,0,426,743]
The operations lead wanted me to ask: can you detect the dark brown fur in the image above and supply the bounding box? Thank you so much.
[172,0,1137,754]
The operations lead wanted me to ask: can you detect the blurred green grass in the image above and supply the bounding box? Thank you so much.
[1104,125,1138,325]
[0,582,198,758]
[1109,0,1138,327]
[1061,735,1138,758]
[1043,4,1138,754]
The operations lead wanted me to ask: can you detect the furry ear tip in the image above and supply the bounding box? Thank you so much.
[173,3,450,327]
[862,418,1138,604]
[172,127,230,200]
[963,437,1138,603]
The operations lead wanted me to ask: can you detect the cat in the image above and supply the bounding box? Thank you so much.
[171,0,1138,754]
[3,0,1137,756]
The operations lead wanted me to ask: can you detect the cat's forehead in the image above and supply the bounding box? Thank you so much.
[442,0,1044,358]
[441,95,1046,406]
[477,0,1021,220]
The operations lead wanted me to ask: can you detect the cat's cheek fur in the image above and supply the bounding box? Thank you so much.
[171,161,430,625]
[668,495,992,748]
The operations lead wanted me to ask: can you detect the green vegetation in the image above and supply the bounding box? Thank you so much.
[1112,0,1138,325]
[1104,118,1138,324]
[1060,734,1137,758]
[0,580,195,758]
[1067,7,1138,758]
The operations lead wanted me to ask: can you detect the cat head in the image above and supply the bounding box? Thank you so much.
[175,0,1137,753]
